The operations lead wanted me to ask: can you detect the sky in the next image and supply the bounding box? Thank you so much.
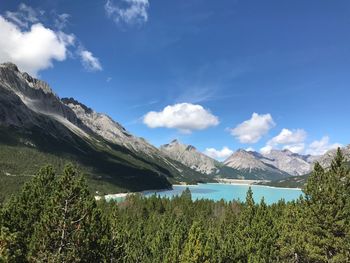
[0,0,349,160]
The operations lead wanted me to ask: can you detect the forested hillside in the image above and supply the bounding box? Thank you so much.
[1,149,349,262]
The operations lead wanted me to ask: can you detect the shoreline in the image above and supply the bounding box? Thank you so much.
[95,181,302,201]
[214,178,269,185]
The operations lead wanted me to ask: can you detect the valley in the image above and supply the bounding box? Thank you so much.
[0,62,349,200]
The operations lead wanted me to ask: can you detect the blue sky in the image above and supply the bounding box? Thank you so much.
[0,0,349,159]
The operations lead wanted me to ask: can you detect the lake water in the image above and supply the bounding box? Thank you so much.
[144,183,303,205]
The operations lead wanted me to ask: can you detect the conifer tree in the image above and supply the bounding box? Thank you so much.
[0,165,56,261]
[302,148,350,262]
[28,164,112,262]
[181,221,205,263]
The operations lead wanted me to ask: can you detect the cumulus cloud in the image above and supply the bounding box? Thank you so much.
[259,128,307,154]
[230,113,275,144]
[105,0,149,26]
[282,143,305,154]
[0,16,74,76]
[306,136,342,155]
[78,48,102,71]
[268,128,306,145]
[260,145,273,154]
[204,146,233,160]
[143,103,219,133]
[0,4,102,75]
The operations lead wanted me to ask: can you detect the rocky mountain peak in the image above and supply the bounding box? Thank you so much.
[316,145,350,168]
[160,140,218,175]
[223,149,287,179]
[261,149,312,176]
[0,62,19,72]
[170,139,179,144]
[186,145,196,151]
[62,97,93,114]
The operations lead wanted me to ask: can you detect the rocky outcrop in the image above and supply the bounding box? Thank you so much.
[259,149,312,176]
[160,140,219,175]
[315,145,350,168]
[223,149,288,180]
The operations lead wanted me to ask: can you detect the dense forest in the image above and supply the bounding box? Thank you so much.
[0,149,349,262]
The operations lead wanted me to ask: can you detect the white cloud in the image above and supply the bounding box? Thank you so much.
[78,48,102,71]
[230,113,275,144]
[143,103,219,133]
[105,0,149,26]
[54,13,70,30]
[260,145,273,154]
[260,128,307,154]
[282,143,305,154]
[306,136,342,155]
[0,16,74,76]
[204,146,233,160]
[5,3,42,28]
[246,147,255,152]
[268,128,306,145]
[0,4,102,75]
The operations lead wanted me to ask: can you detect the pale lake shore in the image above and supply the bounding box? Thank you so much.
[95,180,302,200]
[215,178,270,185]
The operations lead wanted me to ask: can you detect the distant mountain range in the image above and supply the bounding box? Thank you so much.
[0,62,349,195]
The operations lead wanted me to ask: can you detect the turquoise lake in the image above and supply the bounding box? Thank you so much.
[145,183,303,205]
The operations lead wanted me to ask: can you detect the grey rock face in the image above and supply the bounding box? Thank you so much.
[61,97,174,160]
[260,149,312,176]
[160,140,219,175]
[315,145,350,168]
[224,149,285,174]
[0,62,88,138]
[0,63,188,170]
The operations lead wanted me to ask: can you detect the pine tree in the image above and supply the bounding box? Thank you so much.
[181,187,192,201]
[0,165,56,261]
[302,148,350,262]
[0,227,21,263]
[28,164,112,262]
[181,221,205,263]
[277,199,310,262]
[233,187,256,262]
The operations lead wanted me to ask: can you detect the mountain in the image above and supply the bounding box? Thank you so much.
[160,140,219,175]
[160,140,265,180]
[315,145,350,168]
[259,146,350,188]
[259,149,313,176]
[0,62,212,197]
[223,149,289,180]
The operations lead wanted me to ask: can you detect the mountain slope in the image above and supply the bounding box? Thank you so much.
[160,140,219,175]
[315,145,350,168]
[258,146,350,188]
[224,149,289,180]
[258,149,312,176]
[0,62,211,197]
[159,140,261,180]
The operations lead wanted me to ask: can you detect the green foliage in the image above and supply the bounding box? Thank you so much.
[0,164,112,262]
[1,150,350,262]
[29,165,112,262]
[0,124,214,202]
[302,148,350,262]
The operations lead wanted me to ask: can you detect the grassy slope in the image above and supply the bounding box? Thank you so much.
[216,164,289,180]
[0,122,213,202]
[256,174,309,188]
